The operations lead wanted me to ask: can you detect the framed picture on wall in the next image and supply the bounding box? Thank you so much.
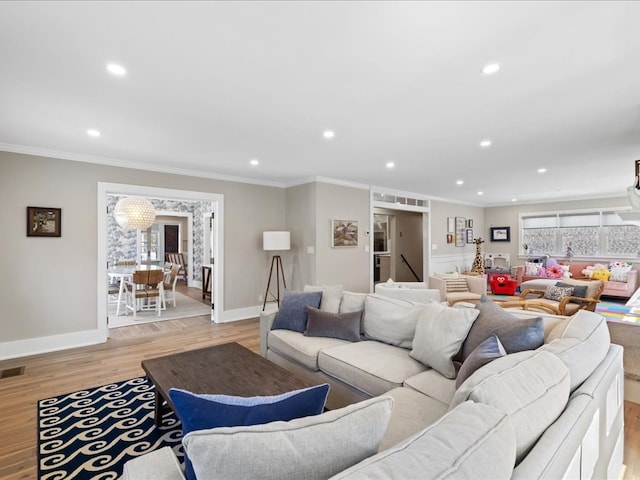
[466,228,474,244]
[490,226,510,242]
[455,217,466,247]
[27,206,61,237]
[332,220,358,247]
[447,217,454,233]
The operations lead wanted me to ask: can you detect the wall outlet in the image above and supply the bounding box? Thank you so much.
[258,294,264,302]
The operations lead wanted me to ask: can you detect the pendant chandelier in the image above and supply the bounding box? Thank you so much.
[113,196,156,230]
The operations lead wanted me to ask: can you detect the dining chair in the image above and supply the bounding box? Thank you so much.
[166,252,188,284]
[124,269,165,320]
[162,264,181,308]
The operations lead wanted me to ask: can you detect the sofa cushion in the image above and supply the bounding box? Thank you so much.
[170,384,329,480]
[377,387,449,452]
[340,291,367,313]
[268,329,350,370]
[183,396,393,480]
[272,290,323,333]
[303,284,343,313]
[319,341,427,396]
[403,369,456,405]
[455,334,506,389]
[330,401,516,480]
[539,310,610,391]
[444,277,469,292]
[362,294,423,348]
[462,295,544,360]
[450,350,570,463]
[304,307,362,342]
[409,302,479,378]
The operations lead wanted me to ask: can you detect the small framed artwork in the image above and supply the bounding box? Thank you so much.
[446,233,454,244]
[466,219,474,228]
[447,217,454,233]
[27,206,61,237]
[490,226,510,242]
[455,217,466,247]
[466,228,474,244]
[332,220,358,247]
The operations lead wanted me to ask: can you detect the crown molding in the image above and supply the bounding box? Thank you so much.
[0,143,286,189]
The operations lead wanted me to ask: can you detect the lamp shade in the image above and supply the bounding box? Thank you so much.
[113,196,156,230]
[263,231,290,251]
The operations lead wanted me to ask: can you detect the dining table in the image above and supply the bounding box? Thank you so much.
[108,264,163,316]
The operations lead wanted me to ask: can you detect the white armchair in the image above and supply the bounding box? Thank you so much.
[428,274,487,305]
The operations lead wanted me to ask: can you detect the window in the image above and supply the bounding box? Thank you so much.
[521,209,640,259]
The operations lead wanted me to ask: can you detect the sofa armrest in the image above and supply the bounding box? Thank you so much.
[465,275,487,295]
[121,446,185,480]
[427,276,446,301]
[625,270,639,292]
[259,311,278,357]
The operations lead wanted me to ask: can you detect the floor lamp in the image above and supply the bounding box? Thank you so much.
[262,231,290,310]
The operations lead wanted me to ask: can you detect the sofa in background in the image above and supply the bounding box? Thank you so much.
[374,280,441,303]
[516,260,639,298]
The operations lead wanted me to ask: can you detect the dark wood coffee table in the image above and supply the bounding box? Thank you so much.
[141,342,317,426]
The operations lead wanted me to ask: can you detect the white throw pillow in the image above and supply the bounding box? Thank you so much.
[183,396,393,480]
[363,294,423,348]
[340,291,367,313]
[304,284,343,313]
[410,303,479,378]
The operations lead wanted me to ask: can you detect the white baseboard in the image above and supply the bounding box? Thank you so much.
[0,329,107,361]
[216,305,262,323]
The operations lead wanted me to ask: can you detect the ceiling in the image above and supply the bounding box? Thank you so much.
[1,1,639,207]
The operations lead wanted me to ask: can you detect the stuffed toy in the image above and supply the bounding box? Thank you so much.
[582,263,608,279]
[591,268,612,281]
[545,264,564,279]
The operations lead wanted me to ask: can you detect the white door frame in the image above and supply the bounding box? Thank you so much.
[98,182,224,330]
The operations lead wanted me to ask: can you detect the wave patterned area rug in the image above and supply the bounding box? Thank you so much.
[38,377,183,479]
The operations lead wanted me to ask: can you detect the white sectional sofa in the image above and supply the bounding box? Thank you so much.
[122,289,624,480]
[259,290,624,479]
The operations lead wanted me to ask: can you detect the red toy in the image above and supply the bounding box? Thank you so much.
[490,275,518,296]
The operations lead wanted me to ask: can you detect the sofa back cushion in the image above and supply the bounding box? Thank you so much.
[450,350,570,463]
[183,396,393,480]
[340,291,367,314]
[330,401,516,480]
[539,310,610,391]
[363,294,423,348]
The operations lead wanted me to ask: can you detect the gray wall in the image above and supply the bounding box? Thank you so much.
[0,151,285,346]
[285,183,317,291]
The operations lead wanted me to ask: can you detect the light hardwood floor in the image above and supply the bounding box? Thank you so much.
[1,285,640,479]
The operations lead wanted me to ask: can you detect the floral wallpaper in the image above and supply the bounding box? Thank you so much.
[107,195,213,282]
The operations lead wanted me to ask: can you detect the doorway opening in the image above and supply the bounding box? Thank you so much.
[98,183,224,336]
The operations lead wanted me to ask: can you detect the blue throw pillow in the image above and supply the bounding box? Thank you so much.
[169,384,330,480]
[271,290,323,332]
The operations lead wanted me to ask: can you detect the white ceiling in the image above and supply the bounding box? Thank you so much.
[1,1,639,206]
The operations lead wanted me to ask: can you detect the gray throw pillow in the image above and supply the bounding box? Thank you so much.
[462,295,544,360]
[304,307,362,342]
[556,281,587,304]
[456,335,506,389]
[543,285,573,301]
[271,290,323,333]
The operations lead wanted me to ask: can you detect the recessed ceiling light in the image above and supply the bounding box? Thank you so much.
[87,129,101,137]
[323,130,335,139]
[477,191,484,196]
[250,159,259,166]
[480,140,492,148]
[456,180,464,186]
[386,162,395,169]
[106,63,126,76]
[537,168,547,173]
[482,63,501,75]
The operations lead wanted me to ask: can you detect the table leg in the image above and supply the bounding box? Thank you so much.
[116,278,125,316]
[154,388,164,427]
